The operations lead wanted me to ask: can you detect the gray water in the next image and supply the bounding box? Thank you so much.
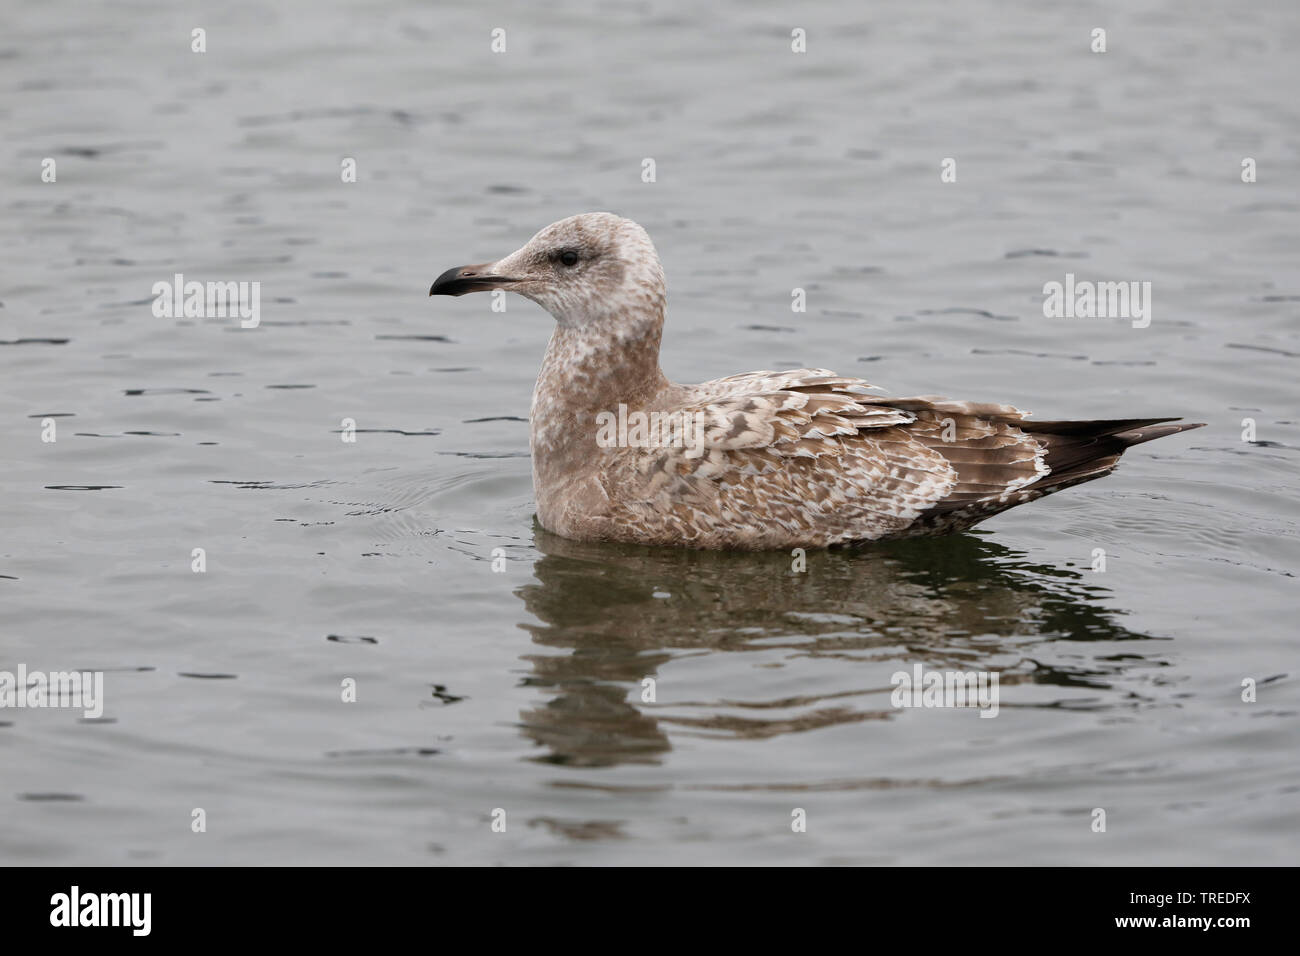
[2,0,1298,865]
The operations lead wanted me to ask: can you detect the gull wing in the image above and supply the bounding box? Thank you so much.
[593,368,1196,547]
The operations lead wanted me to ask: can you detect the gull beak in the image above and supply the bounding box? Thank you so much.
[429,262,522,297]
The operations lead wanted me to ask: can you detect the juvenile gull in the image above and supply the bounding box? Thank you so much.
[430,213,1203,550]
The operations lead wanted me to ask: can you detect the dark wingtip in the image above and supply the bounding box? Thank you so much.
[1113,421,1206,447]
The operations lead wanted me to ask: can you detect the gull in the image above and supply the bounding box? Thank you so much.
[430,213,1202,550]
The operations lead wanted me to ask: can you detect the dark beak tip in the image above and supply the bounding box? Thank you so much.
[430,263,507,297]
[429,264,469,297]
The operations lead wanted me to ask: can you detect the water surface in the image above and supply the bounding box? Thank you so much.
[1,0,1298,864]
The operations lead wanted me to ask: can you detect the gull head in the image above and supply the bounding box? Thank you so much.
[429,212,664,328]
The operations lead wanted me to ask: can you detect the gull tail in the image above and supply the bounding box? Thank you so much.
[1018,417,1205,487]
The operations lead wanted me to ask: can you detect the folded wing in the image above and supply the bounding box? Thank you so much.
[596,368,1199,547]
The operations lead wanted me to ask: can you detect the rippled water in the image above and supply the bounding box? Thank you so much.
[2,0,1298,865]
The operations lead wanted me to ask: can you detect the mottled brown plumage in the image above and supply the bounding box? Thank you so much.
[430,213,1202,550]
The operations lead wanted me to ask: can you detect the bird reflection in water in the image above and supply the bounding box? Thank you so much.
[513,527,1160,768]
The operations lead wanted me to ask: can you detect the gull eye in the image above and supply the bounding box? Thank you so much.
[558,250,579,267]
